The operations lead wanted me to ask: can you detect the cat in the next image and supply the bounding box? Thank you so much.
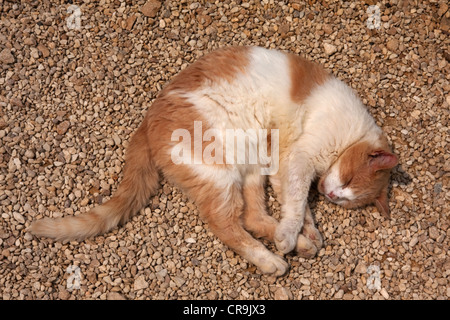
[30,46,398,276]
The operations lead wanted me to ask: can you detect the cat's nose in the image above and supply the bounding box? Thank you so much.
[327,191,337,200]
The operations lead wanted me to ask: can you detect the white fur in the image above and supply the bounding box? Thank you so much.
[183,47,301,142]
[300,77,383,174]
[322,163,356,202]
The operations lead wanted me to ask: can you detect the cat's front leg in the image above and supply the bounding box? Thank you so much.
[296,205,323,258]
[274,156,315,254]
[275,200,307,253]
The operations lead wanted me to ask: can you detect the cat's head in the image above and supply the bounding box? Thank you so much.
[317,138,398,217]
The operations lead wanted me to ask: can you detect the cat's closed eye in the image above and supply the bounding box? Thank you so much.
[342,177,353,188]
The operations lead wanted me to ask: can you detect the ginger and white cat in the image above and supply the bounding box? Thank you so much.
[30,46,398,276]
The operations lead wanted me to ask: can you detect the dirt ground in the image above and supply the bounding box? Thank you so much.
[0,0,449,300]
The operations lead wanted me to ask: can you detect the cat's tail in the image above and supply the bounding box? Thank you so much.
[30,123,159,241]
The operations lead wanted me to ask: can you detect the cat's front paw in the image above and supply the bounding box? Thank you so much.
[302,224,323,251]
[295,234,317,259]
[274,222,299,254]
[251,249,289,276]
[296,225,323,259]
[259,253,289,276]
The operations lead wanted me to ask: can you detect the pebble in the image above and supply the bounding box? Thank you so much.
[56,121,70,135]
[323,43,337,56]
[141,0,161,18]
[37,44,50,58]
[206,291,218,300]
[380,288,390,300]
[107,292,126,300]
[274,287,292,300]
[335,289,344,299]
[0,48,14,64]
[355,262,367,274]
[13,212,25,224]
[386,39,399,52]
[133,276,149,291]
[172,276,186,287]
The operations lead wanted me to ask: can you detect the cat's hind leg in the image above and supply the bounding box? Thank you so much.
[199,180,288,276]
[242,173,278,240]
[242,172,322,259]
[163,165,288,276]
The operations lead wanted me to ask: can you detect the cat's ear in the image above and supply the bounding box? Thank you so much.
[369,150,398,172]
[374,187,390,218]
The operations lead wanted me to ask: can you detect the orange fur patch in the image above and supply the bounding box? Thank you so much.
[167,46,250,92]
[288,53,330,103]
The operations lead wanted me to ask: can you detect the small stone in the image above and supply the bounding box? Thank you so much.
[24,37,37,46]
[323,43,337,56]
[380,288,390,299]
[180,206,188,213]
[30,48,39,59]
[163,246,172,256]
[112,134,121,146]
[172,276,185,287]
[125,15,137,31]
[37,44,50,58]
[13,212,25,224]
[343,293,354,300]
[206,290,218,300]
[355,262,367,274]
[441,16,450,33]
[386,38,399,52]
[438,3,449,17]
[335,289,344,299]
[228,290,239,299]
[291,1,302,10]
[57,121,70,135]
[107,292,126,300]
[12,157,21,171]
[156,269,167,281]
[133,276,149,291]
[274,287,292,300]
[410,110,421,119]
[429,226,440,240]
[409,236,418,247]
[35,116,44,124]
[0,48,14,64]
[58,289,71,300]
[141,0,162,18]
[10,97,23,107]
[2,249,10,258]
[299,278,310,286]
[249,280,260,288]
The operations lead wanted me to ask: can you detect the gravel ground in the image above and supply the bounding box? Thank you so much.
[0,0,449,300]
